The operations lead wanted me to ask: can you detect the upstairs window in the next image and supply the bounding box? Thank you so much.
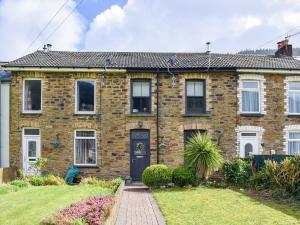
[74,130,96,166]
[288,131,300,155]
[186,80,205,114]
[288,82,300,114]
[241,81,260,113]
[131,79,151,113]
[76,80,95,114]
[23,80,42,113]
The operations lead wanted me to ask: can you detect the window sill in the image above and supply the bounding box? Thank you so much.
[74,112,96,116]
[21,112,42,115]
[183,113,210,117]
[287,114,300,118]
[240,113,264,117]
[126,114,156,117]
[74,165,99,168]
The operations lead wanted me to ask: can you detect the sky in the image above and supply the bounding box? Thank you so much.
[1,0,300,61]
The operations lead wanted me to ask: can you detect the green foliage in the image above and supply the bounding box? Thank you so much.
[71,218,86,225]
[184,133,223,179]
[222,159,251,186]
[142,164,172,188]
[263,156,300,195]
[9,180,30,188]
[80,177,123,192]
[250,171,271,191]
[0,184,19,195]
[28,175,64,186]
[172,166,198,187]
[30,157,48,175]
[16,169,25,180]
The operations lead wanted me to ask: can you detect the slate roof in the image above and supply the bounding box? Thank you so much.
[0,62,11,81]
[4,50,300,71]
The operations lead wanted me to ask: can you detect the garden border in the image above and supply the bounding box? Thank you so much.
[105,181,125,225]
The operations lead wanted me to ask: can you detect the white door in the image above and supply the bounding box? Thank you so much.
[240,133,259,158]
[23,130,41,175]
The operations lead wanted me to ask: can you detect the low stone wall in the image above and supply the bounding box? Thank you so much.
[105,182,125,225]
[0,167,16,184]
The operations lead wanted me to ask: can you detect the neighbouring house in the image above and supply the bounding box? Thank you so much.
[3,42,300,180]
[0,62,11,168]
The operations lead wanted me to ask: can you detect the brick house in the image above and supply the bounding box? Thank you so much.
[3,49,300,180]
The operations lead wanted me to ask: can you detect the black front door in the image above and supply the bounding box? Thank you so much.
[130,129,150,181]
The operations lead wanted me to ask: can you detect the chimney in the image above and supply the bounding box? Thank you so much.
[42,43,52,52]
[275,39,293,57]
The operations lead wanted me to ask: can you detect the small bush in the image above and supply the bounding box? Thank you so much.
[9,180,30,188]
[250,171,271,191]
[44,175,65,185]
[142,164,172,188]
[172,166,198,187]
[80,177,123,192]
[222,159,251,186]
[29,176,46,186]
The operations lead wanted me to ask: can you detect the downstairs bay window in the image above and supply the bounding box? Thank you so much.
[74,130,97,166]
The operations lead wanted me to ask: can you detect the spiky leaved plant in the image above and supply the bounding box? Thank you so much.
[184,132,223,179]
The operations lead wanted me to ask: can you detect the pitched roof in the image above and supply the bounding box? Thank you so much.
[4,50,300,71]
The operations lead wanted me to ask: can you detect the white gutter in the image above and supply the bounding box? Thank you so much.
[237,69,300,75]
[3,67,127,73]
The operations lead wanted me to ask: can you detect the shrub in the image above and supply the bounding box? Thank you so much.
[250,171,271,191]
[222,159,251,186]
[29,176,46,186]
[142,164,172,188]
[184,133,223,179]
[80,177,123,192]
[44,175,65,185]
[52,196,113,225]
[9,179,30,188]
[30,157,48,175]
[172,166,198,187]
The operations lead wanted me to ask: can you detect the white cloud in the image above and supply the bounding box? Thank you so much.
[84,0,300,53]
[0,0,85,61]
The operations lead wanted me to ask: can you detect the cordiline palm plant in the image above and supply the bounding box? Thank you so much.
[184,132,223,179]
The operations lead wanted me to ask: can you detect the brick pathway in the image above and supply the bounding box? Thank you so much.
[115,183,166,225]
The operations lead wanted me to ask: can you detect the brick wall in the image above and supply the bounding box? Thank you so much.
[9,71,300,178]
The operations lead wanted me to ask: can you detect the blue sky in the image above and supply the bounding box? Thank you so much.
[1,0,300,61]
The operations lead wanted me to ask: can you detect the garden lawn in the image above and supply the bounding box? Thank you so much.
[152,187,300,225]
[0,185,113,225]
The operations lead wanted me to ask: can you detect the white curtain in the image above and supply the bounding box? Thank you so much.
[288,141,300,155]
[242,91,259,112]
[289,92,300,113]
[76,139,96,164]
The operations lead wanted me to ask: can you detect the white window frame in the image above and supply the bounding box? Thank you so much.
[287,81,300,115]
[73,129,97,166]
[287,131,300,155]
[75,80,96,115]
[22,79,42,114]
[240,80,261,114]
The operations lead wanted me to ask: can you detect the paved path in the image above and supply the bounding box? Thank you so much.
[115,183,166,225]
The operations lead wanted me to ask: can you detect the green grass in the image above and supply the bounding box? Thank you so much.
[152,187,300,225]
[0,185,113,225]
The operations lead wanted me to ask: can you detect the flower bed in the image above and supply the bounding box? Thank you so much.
[50,195,113,225]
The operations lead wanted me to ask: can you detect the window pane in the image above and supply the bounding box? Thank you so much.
[288,141,300,155]
[241,133,256,136]
[24,80,41,111]
[289,91,300,113]
[75,139,96,165]
[141,82,150,97]
[242,91,259,112]
[28,141,37,157]
[186,81,195,96]
[76,131,95,137]
[132,97,150,113]
[194,82,203,97]
[132,82,141,97]
[245,143,253,158]
[289,82,300,90]
[24,129,40,135]
[77,81,94,112]
[289,132,300,139]
[187,97,203,114]
[242,81,258,89]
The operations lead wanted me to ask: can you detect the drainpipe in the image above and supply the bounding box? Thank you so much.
[156,73,160,164]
